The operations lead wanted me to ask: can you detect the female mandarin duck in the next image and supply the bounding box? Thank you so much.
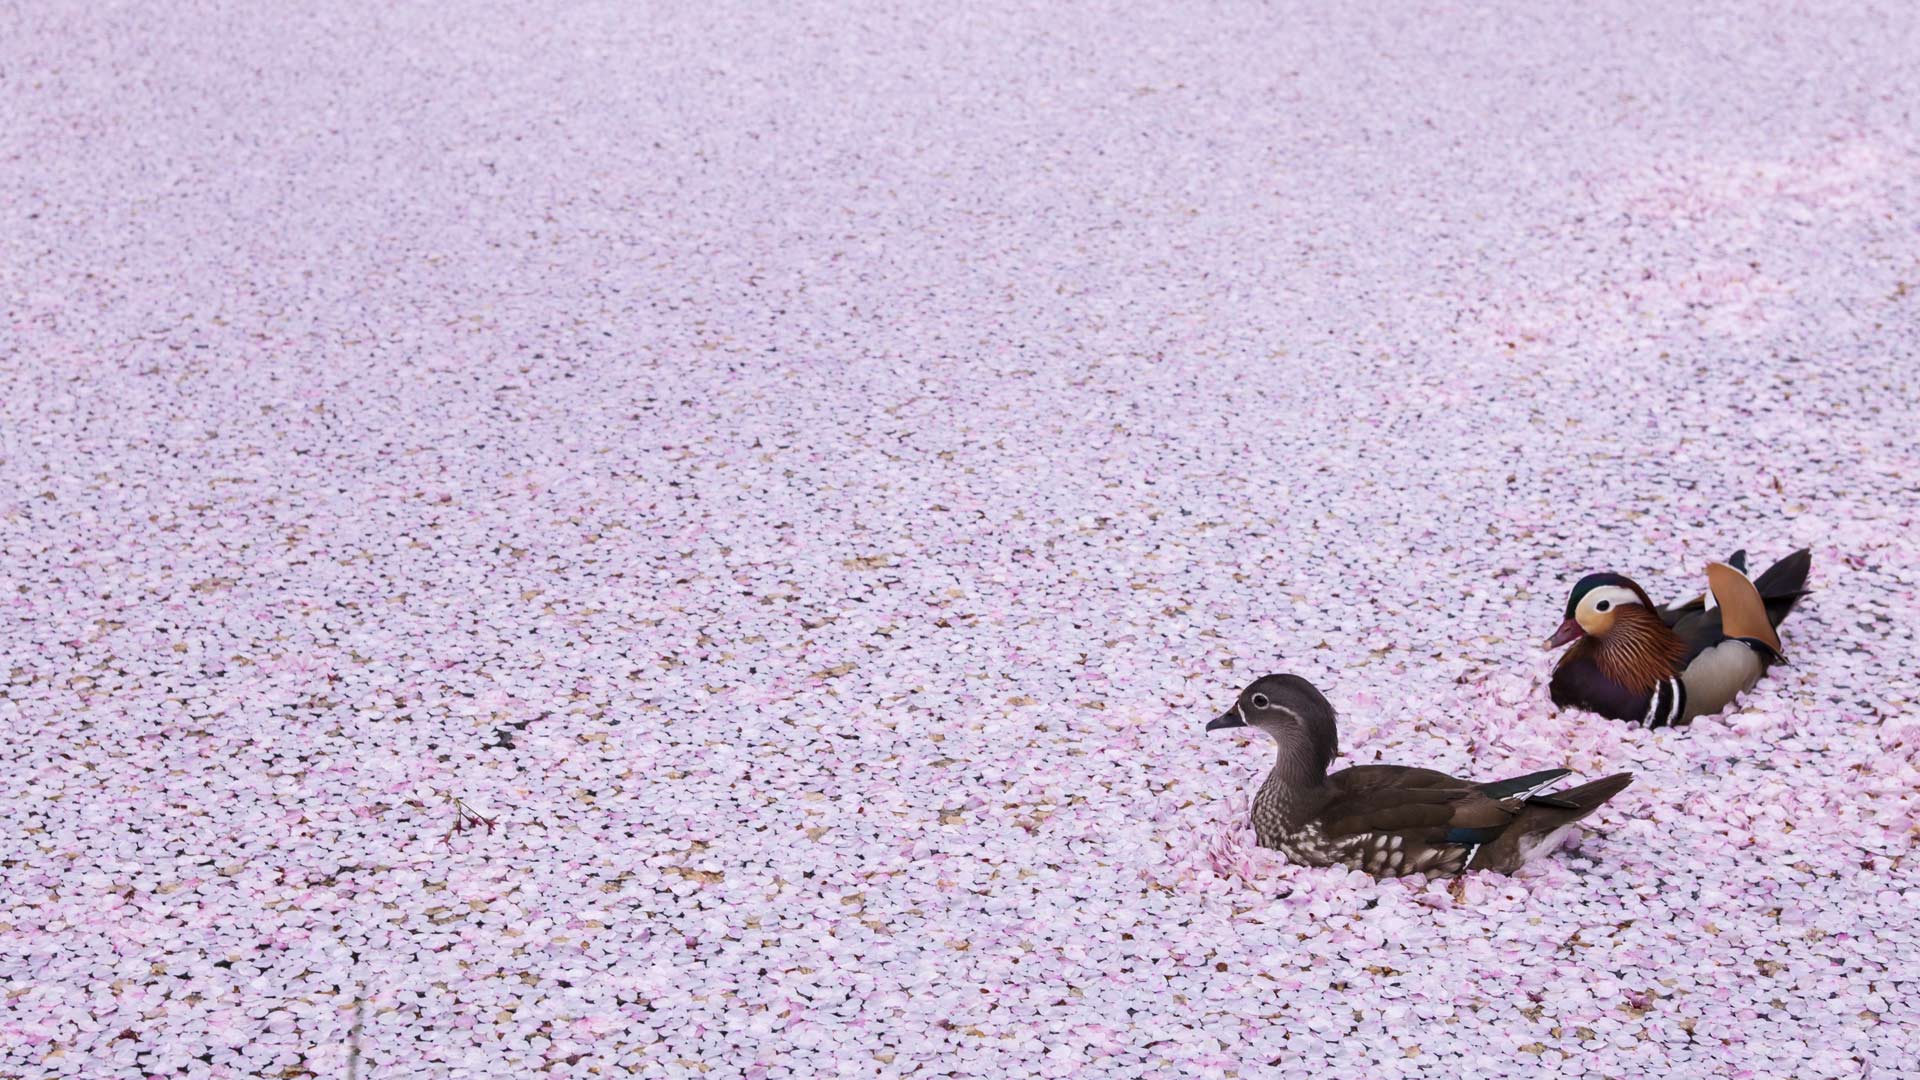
[1545,549,1811,727]
[1207,674,1632,877]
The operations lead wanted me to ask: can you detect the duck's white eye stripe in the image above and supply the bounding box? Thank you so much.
[1584,585,1643,615]
[1251,693,1270,709]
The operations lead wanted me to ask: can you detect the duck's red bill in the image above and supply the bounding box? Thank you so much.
[1543,618,1583,649]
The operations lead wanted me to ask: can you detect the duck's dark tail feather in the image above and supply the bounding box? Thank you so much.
[1467,773,1634,872]
[1534,772,1634,817]
[1752,548,1812,628]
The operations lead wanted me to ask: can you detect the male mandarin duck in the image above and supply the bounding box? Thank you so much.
[1545,549,1811,727]
[1206,674,1632,877]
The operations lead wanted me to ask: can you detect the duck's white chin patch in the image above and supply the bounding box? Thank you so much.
[1517,824,1579,867]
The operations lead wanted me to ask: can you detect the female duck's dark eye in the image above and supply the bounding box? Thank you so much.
[1250,693,1270,710]
[1596,600,1612,612]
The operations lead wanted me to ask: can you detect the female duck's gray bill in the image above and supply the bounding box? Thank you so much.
[1206,709,1246,731]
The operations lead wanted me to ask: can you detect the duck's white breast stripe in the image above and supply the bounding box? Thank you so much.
[1643,678,1685,728]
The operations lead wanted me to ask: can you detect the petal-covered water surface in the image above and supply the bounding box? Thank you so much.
[3,1,1916,1076]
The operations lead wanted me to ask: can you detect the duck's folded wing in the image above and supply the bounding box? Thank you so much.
[1657,592,1706,627]
[1319,767,1515,844]
[1706,562,1782,655]
[1659,549,1751,626]
[1475,768,1572,801]
[1673,559,1786,657]
[1669,605,1727,656]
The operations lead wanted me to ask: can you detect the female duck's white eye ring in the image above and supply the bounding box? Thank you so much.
[1250,693,1270,710]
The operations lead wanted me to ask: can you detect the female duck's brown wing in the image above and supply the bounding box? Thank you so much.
[1319,767,1628,875]
[1318,766,1517,845]
[1475,768,1573,800]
